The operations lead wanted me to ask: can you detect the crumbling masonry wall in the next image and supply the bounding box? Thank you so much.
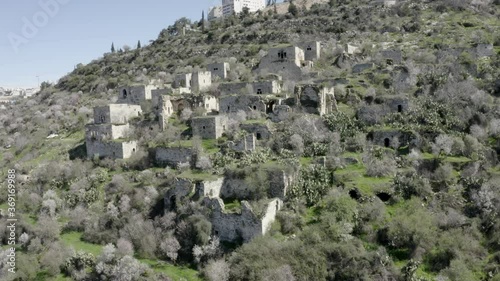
[294,84,337,116]
[204,198,283,242]
[155,147,195,168]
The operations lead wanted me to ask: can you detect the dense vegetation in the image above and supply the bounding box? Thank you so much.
[0,0,500,280]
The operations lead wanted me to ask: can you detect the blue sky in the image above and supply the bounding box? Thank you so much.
[0,0,224,88]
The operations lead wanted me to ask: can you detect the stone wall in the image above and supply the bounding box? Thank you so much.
[208,62,230,80]
[240,123,273,140]
[158,96,174,131]
[294,84,336,116]
[367,129,418,148]
[204,198,283,242]
[151,88,172,109]
[86,140,137,159]
[382,95,410,113]
[228,134,256,152]
[268,169,297,199]
[85,123,130,142]
[192,71,212,92]
[218,82,249,95]
[270,105,291,122]
[155,147,195,168]
[346,44,361,55]
[256,45,306,80]
[252,80,282,95]
[352,63,375,74]
[174,73,192,88]
[117,85,155,105]
[192,115,228,139]
[219,95,266,114]
[196,178,224,198]
[380,49,403,65]
[203,96,219,113]
[93,104,142,125]
[164,178,195,210]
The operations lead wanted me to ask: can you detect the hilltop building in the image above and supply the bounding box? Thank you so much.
[222,0,266,16]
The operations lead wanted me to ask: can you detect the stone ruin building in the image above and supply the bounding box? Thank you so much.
[191,115,228,139]
[208,62,230,80]
[117,85,156,105]
[294,84,337,116]
[85,104,141,159]
[203,198,283,243]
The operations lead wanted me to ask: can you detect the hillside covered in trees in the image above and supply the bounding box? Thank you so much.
[1,0,500,280]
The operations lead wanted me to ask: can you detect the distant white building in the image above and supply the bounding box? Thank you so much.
[222,0,266,16]
[208,6,223,21]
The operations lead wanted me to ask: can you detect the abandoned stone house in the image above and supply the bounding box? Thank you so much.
[219,95,267,114]
[157,95,174,131]
[191,115,228,139]
[256,45,309,80]
[382,96,410,113]
[93,104,142,125]
[86,140,138,159]
[218,80,282,96]
[85,105,140,159]
[298,41,321,61]
[192,71,212,92]
[240,122,273,141]
[227,134,256,152]
[208,62,230,80]
[203,197,283,242]
[117,85,155,105]
[85,123,130,142]
[155,146,196,168]
[294,84,337,116]
[173,73,192,89]
[366,129,418,148]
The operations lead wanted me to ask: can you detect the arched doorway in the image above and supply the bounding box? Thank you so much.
[384,138,390,148]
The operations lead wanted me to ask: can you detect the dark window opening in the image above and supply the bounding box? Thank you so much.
[257,89,263,95]
[202,126,206,130]
[397,105,403,113]
[253,105,257,110]
[367,132,374,141]
[386,59,393,65]
[384,138,390,148]
[100,115,105,123]
[132,148,136,153]
[349,189,361,200]
[227,106,230,111]
[256,133,262,140]
[170,196,176,210]
[266,101,276,114]
[122,89,128,99]
[376,192,392,202]
[215,230,219,235]
[307,46,312,51]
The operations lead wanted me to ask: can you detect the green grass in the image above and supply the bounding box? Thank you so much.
[139,259,201,281]
[60,232,103,256]
[224,199,242,212]
[178,170,219,181]
[299,157,313,165]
